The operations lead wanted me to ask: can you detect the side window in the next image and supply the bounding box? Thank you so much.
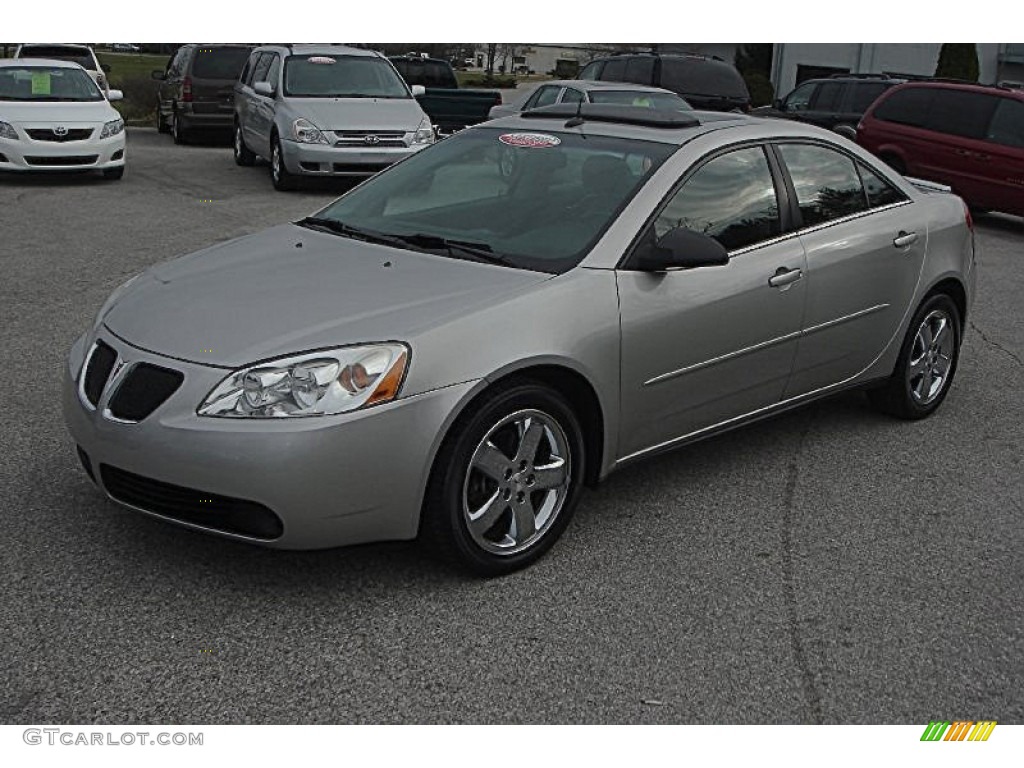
[784,82,816,112]
[578,61,603,80]
[624,56,655,85]
[857,163,908,208]
[654,146,782,252]
[168,47,188,78]
[810,81,843,111]
[849,82,888,113]
[265,54,281,89]
[986,98,1024,148]
[251,53,272,86]
[778,143,868,227]
[526,85,560,110]
[239,55,253,86]
[924,90,998,139]
[560,87,584,106]
[873,87,934,127]
[601,58,627,82]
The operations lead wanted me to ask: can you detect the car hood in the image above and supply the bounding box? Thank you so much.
[1,100,118,124]
[281,97,426,131]
[103,224,550,368]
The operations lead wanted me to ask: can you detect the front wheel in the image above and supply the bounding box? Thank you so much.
[868,294,961,419]
[234,123,255,166]
[269,136,298,191]
[420,382,586,576]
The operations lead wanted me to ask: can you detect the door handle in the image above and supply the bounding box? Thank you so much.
[768,267,803,289]
[893,231,918,248]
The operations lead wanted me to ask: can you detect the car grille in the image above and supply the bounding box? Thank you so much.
[100,465,284,540]
[333,162,392,174]
[25,155,98,166]
[108,364,184,422]
[333,130,407,148]
[82,340,117,407]
[26,128,94,142]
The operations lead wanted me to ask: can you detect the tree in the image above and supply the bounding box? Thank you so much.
[484,44,498,75]
[934,44,979,82]
[734,43,775,108]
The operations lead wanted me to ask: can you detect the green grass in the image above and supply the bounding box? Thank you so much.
[96,52,169,124]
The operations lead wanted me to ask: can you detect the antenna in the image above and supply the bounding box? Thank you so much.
[564,95,585,128]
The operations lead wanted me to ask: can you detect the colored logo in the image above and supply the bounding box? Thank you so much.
[498,132,561,149]
[920,721,997,741]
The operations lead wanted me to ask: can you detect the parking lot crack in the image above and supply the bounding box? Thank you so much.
[780,413,825,724]
[970,320,1023,368]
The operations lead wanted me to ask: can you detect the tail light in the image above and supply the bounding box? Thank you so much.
[495,94,502,105]
[182,76,193,102]
[964,201,974,233]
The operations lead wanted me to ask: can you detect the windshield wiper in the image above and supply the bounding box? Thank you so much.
[386,232,514,267]
[297,217,408,248]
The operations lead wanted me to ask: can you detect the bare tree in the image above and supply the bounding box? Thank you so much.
[499,43,522,74]
[485,44,498,75]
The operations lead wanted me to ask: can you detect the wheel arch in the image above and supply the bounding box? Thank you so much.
[923,276,968,327]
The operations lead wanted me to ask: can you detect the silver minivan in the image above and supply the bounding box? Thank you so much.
[233,44,435,190]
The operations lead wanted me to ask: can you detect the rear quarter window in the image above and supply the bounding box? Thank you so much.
[985,98,1024,148]
[923,89,999,139]
[849,82,889,113]
[191,47,251,80]
[660,58,748,99]
[872,87,935,127]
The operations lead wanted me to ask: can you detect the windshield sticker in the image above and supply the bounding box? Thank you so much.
[31,72,52,95]
[307,56,336,65]
[499,132,561,149]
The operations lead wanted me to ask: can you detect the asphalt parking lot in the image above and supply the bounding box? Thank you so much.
[1,128,1021,724]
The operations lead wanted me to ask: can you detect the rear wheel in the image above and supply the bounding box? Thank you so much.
[833,123,857,141]
[234,123,255,166]
[269,135,298,191]
[420,382,586,576]
[171,108,189,145]
[155,106,170,134]
[868,293,961,420]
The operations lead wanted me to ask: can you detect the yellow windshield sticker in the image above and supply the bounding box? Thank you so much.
[632,96,652,108]
[31,72,51,95]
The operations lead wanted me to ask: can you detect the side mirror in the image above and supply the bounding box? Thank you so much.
[411,84,426,97]
[101,63,112,74]
[254,81,274,97]
[107,89,124,102]
[634,228,729,272]
[151,70,166,81]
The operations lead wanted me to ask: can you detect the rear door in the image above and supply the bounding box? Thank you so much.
[804,80,844,128]
[775,141,927,396]
[616,144,807,458]
[249,54,279,158]
[161,45,190,115]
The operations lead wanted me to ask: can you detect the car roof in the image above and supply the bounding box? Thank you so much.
[884,79,1024,100]
[0,57,86,70]
[543,80,680,95]
[17,43,93,51]
[256,44,380,58]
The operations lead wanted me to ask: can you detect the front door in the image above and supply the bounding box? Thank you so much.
[617,145,807,459]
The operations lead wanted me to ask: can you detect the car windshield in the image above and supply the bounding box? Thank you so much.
[192,47,251,79]
[18,46,94,70]
[284,55,410,98]
[308,127,676,273]
[589,90,692,110]
[0,66,103,102]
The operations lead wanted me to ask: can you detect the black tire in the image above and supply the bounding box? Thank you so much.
[833,123,857,141]
[233,122,255,167]
[269,134,298,191]
[155,106,170,134]
[420,381,587,576]
[171,108,189,145]
[102,166,125,181]
[867,293,962,420]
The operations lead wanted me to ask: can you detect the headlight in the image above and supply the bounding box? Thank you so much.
[100,118,124,138]
[0,120,17,140]
[411,117,435,146]
[198,344,409,418]
[293,118,328,145]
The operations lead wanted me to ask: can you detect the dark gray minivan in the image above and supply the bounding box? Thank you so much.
[152,44,254,143]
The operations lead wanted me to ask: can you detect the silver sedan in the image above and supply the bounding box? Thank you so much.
[64,104,976,575]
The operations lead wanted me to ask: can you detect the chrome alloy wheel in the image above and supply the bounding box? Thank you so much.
[462,409,571,556]
[907,309,955,405]
[234,126,244,159]
[271,143,281,183]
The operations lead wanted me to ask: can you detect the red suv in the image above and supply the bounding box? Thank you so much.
[858,81,1024,216]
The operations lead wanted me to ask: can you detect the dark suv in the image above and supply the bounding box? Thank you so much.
[578,53,750,112]
[152,44,254,143]
[754,74,903,140]
[858,81,1024,216]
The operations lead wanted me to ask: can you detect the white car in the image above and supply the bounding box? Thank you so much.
[14,43,110,95]
[0,59,126,179]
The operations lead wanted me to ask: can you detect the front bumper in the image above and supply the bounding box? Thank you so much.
[0,133,125,172]
[62,330,476,549]
[279,138,427,177]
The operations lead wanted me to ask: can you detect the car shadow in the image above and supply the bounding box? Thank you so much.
[0,170,115,187]
[973,211,1024,234]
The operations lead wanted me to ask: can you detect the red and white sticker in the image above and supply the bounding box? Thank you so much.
[499,132,561,149]
[307,56,336,65]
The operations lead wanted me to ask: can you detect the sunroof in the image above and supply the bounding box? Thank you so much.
[520,103,701,129]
